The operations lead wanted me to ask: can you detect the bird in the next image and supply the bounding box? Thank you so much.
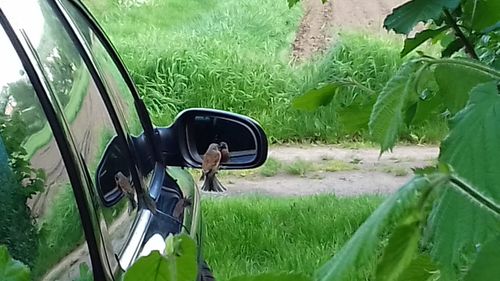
[114,171,157,214]
[219,141,230,163]
[200,143,226,192]
[115,171,137,214]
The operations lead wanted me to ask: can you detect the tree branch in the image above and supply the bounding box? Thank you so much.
[443,9,479,60]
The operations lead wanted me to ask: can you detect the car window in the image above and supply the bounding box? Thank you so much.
[62,0,144,138]
[0,24,93,281]
[62,0,154,184]
[2,0,138,259]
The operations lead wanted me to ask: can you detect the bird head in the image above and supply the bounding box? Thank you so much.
[218,141,228,150]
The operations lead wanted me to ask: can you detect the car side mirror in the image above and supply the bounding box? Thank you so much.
[156,108,268,169]
[95,136,130,207]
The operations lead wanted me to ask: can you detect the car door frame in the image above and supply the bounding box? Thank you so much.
[0,4,114,280]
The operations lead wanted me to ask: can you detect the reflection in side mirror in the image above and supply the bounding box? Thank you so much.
[95,136,130,207]
[157,109,268,169]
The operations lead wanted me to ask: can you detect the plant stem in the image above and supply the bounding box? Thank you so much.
[443,9,479,60]
[418,57,500,79]
[450,176,500,217]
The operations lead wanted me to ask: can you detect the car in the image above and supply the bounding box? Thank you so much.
[0,0,268,280]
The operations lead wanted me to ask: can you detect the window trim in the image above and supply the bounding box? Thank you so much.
[0,7,110,280]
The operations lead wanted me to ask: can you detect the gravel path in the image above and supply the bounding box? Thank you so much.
[205,145,439,197]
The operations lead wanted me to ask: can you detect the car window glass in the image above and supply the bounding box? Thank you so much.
[63,0,143,137]
[62,1,154,186]
[0,25,93,281]
[2,0,138,257]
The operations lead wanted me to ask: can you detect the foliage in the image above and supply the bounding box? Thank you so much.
[124,234,198,281]
[290,0,500,280]
[0,245,30,281]
[0,113,43,268]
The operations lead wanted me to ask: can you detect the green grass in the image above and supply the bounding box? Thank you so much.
[380,166,409,177]
[202,195,384,280]
[83,0,448,144]
[259,158,282,177]
[321,159,358,172]
[284,159,314,177]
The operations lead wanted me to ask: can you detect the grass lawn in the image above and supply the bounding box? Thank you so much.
[84,0,447,144]
[202,195,384,280]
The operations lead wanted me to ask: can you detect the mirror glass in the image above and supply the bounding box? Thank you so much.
[186,115,258,165]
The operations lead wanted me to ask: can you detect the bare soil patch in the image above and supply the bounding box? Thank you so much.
[206,145,439,197]
[292,0,406,60]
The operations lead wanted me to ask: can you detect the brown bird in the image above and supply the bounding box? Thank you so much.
[219,141,230,163]
[115,171,137,214]
[200,143,226,192]
[115,171,157,214]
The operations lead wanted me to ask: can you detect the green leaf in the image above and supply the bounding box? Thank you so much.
[0,245,30,281]
[287,0,300,8]
[463,0,500,31]
[441,38,464,57]
[369,61,420,153]
[338,101,374,134]
[434,62,495,114]
[375,220,422,281]
[229,273,311,281]
[124,234,197,281]
[429,82,500,279]
[316,174,445,281]
[124,251,169,281]
[463,235,500,281]
[396,254,437,281]
[401,26,449,57]
[292,84,338,111]
[384,0,461,34]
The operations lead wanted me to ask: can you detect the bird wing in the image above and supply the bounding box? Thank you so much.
[202,149,221,173]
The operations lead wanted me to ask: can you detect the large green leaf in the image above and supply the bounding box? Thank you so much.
[463,0,500,31]
[0,246,30,281]
[292,84,338,112]
[124,234,197,281]
[229,273,311,281]
[338,101,374,134]
[463,235,500,281]
[429,82,500,278]
[316,174,445,281]
[369,61,420,153]
[375,221,421,281]
[434,63,495,114]
[401,26,449,57]
[384,0,461,34]
[396,254,437,281]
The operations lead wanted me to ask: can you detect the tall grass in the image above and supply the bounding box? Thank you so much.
[202,195,384,280]
[85,0,447,143]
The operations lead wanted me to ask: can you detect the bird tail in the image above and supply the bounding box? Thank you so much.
[201,174,227,192]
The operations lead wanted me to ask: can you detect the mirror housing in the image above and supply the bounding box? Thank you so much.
[156,108,268,169]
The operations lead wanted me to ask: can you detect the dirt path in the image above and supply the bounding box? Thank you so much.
[292,0,406,60]
[206,145,439,197]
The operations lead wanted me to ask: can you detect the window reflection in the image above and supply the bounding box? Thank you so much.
[4,0,138,259]
[0,22,92,281]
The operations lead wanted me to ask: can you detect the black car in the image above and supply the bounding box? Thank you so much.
[0,1,267,280]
